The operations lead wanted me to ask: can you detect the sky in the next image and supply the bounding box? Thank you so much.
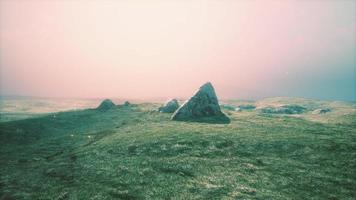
[0,0,355,101]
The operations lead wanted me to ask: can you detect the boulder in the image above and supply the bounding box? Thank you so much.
[171,82,230,123]
[159,99,180,113]
[313,108,331,114]
[319,108,331,114]
[123,101,130,106]
[96,99,116,111]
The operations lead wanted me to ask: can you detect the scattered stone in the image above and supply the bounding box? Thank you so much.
[313,108,331,114]
[261,105,306,114]
[220,104,236,111]
[159,99,180,113]
[171,82,230,123]
[221,104,256,112]
[238,104,256,110]
[319,108,331,114]
[56,192,69,200]
[96,99,116,111]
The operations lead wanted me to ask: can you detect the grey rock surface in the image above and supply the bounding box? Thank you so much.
[313,108,331,114]
[159,99,180,113]
[171,82,229,123]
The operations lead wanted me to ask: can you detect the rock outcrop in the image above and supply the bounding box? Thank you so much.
[97,99,116,111]
[159,99,179,113]
[171,82,229,123]
[261,105,306,114]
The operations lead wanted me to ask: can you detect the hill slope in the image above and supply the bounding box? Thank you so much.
[0,100,355,199]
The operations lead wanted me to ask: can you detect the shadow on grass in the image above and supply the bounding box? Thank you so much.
[172,114,231,124]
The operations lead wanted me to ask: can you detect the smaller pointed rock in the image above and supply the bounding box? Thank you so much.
[97,99,116,111]
[159,99,180,113]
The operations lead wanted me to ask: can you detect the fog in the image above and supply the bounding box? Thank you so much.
[1,0,355,101]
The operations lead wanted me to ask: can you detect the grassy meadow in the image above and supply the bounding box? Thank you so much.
[0,97,355,199]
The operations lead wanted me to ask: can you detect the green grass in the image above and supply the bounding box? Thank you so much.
[0,100,355,199]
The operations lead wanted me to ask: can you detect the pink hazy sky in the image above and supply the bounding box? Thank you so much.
[0,0,355,100]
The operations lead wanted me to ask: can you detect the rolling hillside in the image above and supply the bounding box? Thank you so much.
[0,98,355,199]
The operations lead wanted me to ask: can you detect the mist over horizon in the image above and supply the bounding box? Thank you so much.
[1,0,355,101]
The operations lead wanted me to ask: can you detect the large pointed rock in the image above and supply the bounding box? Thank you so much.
[123,101,131,106]
[159,99,179,113]
[97,99,116,111]
[171,82,230,123]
